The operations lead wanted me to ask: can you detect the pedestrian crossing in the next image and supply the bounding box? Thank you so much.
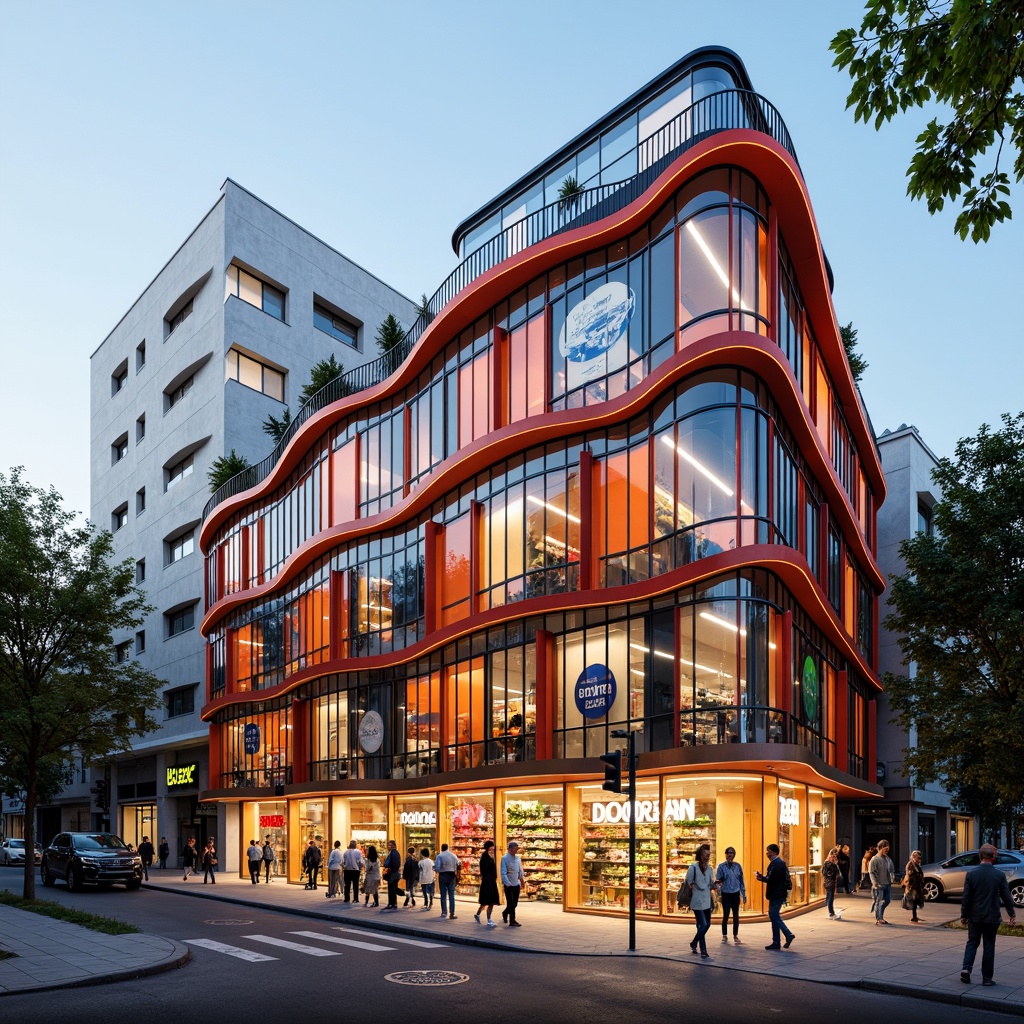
[184,927,449,962]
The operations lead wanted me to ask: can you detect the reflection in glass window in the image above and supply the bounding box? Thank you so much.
[225,349,285,401]
[313,303,358,347]
[225,265,285,321]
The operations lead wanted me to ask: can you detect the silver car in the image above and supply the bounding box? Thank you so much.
[920,848,1024,906]
[0,838,42,866]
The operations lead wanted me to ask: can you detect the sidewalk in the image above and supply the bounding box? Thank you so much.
[2,872,1022,1013]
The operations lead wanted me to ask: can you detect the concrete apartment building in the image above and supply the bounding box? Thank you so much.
[19,179,415,853]
[860,423,975,867]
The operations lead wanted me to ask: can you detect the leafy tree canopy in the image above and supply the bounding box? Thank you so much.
[883,412,1024,820]
[207,449,250,492]
[831,1,1024,241]
[0,468,163,896]
[414,292,434,327]
[375,313,407,353]
[840,321,869,384]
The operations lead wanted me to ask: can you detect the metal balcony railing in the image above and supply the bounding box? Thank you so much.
[204,89,796,519]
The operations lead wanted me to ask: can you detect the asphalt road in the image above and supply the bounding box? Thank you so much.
[1,877,1019,1022]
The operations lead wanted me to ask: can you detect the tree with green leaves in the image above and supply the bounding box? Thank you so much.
[261,354,353,444]
[413,292,434,328]
[207,449,250,492]
[831,1,1024,242]
[558,175,585,214]
[0,468,162,898]
[375,313,408,375]
[840,322,869,384]
[883,412,1024,843]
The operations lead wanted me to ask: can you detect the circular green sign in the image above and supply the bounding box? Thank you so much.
[801,655,819,722]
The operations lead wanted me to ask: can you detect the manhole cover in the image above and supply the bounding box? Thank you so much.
[385,970,469,987]
[204,919,254,926]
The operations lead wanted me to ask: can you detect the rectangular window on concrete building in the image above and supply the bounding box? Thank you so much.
[136,414,146,443]
[166,685,196,718]
[166,527,195,564]
[225,348,285,401]
[115,641,131,664]
[166,298,193,334]
[165,603,197,638]
[136,340,146,372]
[136,487,146,515]
[112,503,128,532]
[135,630,146,654]
[112,433,129,464]
[111,361,128,395]
[166,375,194,410]
[225,264,285,321]
[165,453,194,491]
[313,301,358,347]
[136,558,146,583]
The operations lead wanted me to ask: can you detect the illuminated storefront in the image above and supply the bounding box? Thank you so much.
[199,47,884,921]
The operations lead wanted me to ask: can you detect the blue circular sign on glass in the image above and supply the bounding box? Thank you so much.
[575,664,617,720]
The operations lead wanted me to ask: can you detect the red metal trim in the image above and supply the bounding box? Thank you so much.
[578,450,594,591]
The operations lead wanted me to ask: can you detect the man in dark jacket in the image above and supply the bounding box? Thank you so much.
[302,840,322,890]
[382,839,402,911]
[136,836,155,881]
[755,843,795,951]
[960,844,1017,986]
[402,846,419,907]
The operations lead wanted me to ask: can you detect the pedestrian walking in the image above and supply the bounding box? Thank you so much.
[837,844,852,894]
[361,845,381,907]
[418,848,435,910]
[686,843,717,959]
[326,840,343,898]
[246,838,263,884]
[474,839,500,927]
[158,837,170,870]
[715,845,746,943]
[202,838,217,884]
[499,840,525,927]
[903,849,925,923]
[262,836,277,882]
[182,836,198,880]
[434,842,461,919]
[302,839,323,890]
[755,843,795,950]
[402,846,419,907]
[860,844,877,892]
[821,846,840,919]
[342,840,364,903]
[869,840,896,926]
[137,836,154,881]
[382,839,402,911]
[960,843,1017,986]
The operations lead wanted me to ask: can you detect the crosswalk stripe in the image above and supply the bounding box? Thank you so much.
[184,938,277,962]
[329,925,448,948]
[243,933,341,956]
[289,930,395,951]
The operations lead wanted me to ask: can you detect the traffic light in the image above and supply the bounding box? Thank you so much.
[600,750,622,793]
[93,780,108,811]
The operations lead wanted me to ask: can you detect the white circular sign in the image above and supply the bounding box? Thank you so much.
[358,710,384,753]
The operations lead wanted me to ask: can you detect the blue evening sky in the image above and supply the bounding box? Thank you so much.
[1,0,1020,519]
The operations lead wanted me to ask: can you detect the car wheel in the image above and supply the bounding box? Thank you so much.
[125,879,141,891]
[1010,881,1024,908]
[67,865,83,892]
[922,878,942,902]
[41,862,55,887]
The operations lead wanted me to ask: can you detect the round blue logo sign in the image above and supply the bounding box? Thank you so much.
[575,664,617,720]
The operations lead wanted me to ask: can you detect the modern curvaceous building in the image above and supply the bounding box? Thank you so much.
[40,180,415,852]
[199,47,886,921]
[863,423,974,865]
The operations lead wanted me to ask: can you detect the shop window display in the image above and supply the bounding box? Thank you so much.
[504,791,563,902]
[350,797,387,853]
[448,793,493,896]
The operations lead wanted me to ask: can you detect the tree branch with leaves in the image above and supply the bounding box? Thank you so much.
[831,0,1024,241]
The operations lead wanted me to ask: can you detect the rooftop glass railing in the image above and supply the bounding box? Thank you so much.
[204,89,797,519]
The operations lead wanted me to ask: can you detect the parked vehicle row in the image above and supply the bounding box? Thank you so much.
[920,848,1024,906]
[0,838,42,866]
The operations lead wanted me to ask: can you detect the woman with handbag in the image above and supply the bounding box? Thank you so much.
[685,843,718,960]
[202,838,217,884]
[821,847,840,919]
[903,849,925,923]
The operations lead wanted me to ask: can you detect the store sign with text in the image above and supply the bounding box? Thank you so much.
[574,664,617,719]
[259,814,285,829]
[589,797,697,823]
[166,762,198,789]
[399,811,437,826]
[358,710,384,753]
[779,796,799,825]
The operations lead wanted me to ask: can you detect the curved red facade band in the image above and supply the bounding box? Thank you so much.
[201,132,882,549]
[202,53,886,923]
